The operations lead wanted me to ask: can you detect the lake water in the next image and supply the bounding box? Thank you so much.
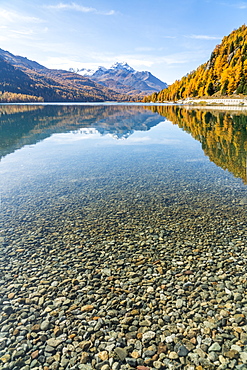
[0,104,246,369]
[1,104,246,232]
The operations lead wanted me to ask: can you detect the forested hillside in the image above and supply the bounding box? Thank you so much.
[144,25,247,102]
[0,49,129,102]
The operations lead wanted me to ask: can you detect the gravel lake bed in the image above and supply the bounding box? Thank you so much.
[0,105,246,370]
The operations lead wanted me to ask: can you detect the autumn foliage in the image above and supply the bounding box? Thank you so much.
[147,105,247,183]
[144,25,247,102]
[0,92,44,103]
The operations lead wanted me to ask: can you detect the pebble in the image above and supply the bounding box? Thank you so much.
[114,348,127,361]
[168,351,179,359]
[175,298,183,308]
[80,352,89,364]
[97,351,108,361]
[142,331,156,343]
[0,354,11,363]
[177,345,189,357]
[40,321,50,330]
[209,343,222,352]
[240,352,247,363]
[46,338,62,347]
[0,122,247,370]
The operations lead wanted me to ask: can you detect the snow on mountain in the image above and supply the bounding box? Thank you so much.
[69,62,167,96]
[110,62,135,72]
[69,66,107,77]
[71,62,133,76]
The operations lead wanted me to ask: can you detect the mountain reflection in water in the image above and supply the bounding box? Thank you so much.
[0,104,246,184]
[0,105,162,158]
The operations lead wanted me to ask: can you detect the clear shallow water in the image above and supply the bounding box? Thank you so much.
[0,104,247,370]
[1,104,246,248]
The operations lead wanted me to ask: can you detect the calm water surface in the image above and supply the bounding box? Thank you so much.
[0,103,247,369]
[0,104,246,249]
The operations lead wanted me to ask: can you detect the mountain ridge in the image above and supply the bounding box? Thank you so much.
[70,62,168,97]
[0,48,131,102]
[0,49,167,102]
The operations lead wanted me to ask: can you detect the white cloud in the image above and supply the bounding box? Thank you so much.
[0,8,44,24]
[185,34,222,40]
[0,7,49,46]
[41,48,209,73]
[153,51,205,66]
[87,51,157,69]
[41,55,152,71]
[119,57,154,68]
[135,47,156,52]
[41,56,79,69]
[46,3,94,12]
[45,2,116,15]
[11,29,34,36]
[236,2,247,8]
[219,1,247,8]
[135,46,164,52]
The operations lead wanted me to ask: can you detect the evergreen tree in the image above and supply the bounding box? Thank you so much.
[144,25,247,102]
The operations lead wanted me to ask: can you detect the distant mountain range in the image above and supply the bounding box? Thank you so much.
[69,62,168,97]
[0,48,129,102]
[0,49,167,102]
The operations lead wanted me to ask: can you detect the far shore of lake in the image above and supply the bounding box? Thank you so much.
[175,97,247,107]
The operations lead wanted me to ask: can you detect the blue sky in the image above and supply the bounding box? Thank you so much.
[0,0,246,83]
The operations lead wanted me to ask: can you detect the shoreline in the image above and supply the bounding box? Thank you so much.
[1,99,247,108]
[178,104,247,112]
[175,97,247,108]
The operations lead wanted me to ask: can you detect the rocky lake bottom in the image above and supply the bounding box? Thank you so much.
[0,106,247,370]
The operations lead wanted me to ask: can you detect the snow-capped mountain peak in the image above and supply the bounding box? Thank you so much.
[70,62,135,77]
[69,62,167,96]
[78,68,96,77]
[110,62,135,72]
[70,66,107,77]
